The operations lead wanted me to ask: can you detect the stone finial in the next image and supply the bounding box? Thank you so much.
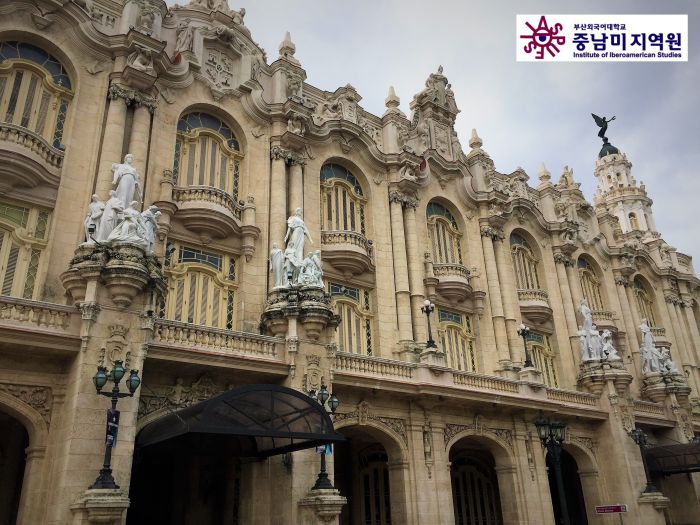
[469,128,483,150]
[538,162,551,182]
[385,86,400,109]
[278,31,300,65]
[438,65,444,74]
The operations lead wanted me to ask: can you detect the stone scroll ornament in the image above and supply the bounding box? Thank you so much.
[82,154,160,255]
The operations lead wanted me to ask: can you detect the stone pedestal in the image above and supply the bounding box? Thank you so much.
[297,488,347,525]
[642,372,691,405]
[70,489,130,525]
[519,367,542,384]
[637,492,670,525]
[419,347,446,367]
[578,360,633,396]
[262,287,338,340]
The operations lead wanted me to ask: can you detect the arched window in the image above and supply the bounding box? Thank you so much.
[438,309,477,372]
[329,282,373,355]
[578,257,605,311]
[628,213,639,230]
[0,200,50,300]
[510,233,540,289]
[427,202,463,265]
[172,112,242,200]
[634,277,657,327]
[160,243,237,329]
[527,332,558,388]
[0,41,73,148]
[320,164,366,235]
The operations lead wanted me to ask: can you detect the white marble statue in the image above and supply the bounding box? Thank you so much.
[107,201,148,248]
[175,20,195,54]
[601,329,621,360]
[578,327,593,362]
[579,298,593,333]
[588,326,602,360]
[96,190,124,242]
[284,208,313,284]
[298,250,323,288]
[640,319,662,373]
[84,194,105,243]
[640,319,655,351]
[659,348,680,374]
[140,205,160,255]
[269,243,288,289]
[112,154,142,207]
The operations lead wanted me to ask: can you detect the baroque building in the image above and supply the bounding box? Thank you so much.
[0,1,699,524]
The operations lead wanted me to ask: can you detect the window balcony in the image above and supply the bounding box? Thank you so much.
[321,230,374,278]
[0,122,63,194]
[517,288,552,323]
[591,309,616,330]
[433,263,472,303]
[173,185,244,241]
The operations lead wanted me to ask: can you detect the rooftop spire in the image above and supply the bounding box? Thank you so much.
[468,128,483,150]
[538,162,551,182]
[278,31,300,65]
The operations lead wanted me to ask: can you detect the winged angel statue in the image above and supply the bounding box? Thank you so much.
[591,113,616,141]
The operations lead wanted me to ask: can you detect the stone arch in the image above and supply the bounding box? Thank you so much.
[0,390,48,449]
[334,417,408,464]
[577,253,611,312]
[176,103,248,152]
[631,273,661,327]
[445,429,515,468]
[424,195,469,235]
[320,156,373,201]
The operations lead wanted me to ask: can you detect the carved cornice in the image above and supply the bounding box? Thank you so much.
[479,226,504,242]
[107,83,157,113]
[388,190,418,209]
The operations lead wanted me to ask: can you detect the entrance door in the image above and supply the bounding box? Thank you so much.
[451,455,503,525]
[546,448,588,525]
[0,412,28,525]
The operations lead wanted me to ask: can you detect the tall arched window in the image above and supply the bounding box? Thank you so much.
[527,332,558,388]
[0,200,50,300]
[0,41,73,148]
[160,243,237,329]
[578,257,605,311]
[172,112,242,200]
[510,233,540,290]
[329,282,373,355]
[427,202,463,265]
[320,164,366,235]
[634,277,657,327]
[438,309,477,372]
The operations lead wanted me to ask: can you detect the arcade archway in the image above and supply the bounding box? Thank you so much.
[546,447,588,525]
[0,411,28,525]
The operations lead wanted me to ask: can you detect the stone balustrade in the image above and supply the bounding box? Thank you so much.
[0,122,65,168]
[0,295,73,330]
[650,327,666,338]
[591,310,614,322]
[321,230,374,259]
[173,185,242,219]
[633,399,665,416]
[153,319,281,359]
[335,351,415,379]
[452,371,520,393]
[433,263,471,280]
[546,388,599,406]
[517,288,550,304]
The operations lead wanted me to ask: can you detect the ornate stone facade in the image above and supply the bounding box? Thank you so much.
[0,2,698,525]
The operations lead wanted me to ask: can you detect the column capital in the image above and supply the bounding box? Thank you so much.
[553,252,574,267]
[614,275,630,287]
[107,83,157,113]
[389,189,418,209]
[270,145,305,165]
[479,225,504,241]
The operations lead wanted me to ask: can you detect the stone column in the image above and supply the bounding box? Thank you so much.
[16,445,47,525]
[127,102,154,196]
[403,203,426,343]
[270,146,289,249]
[95,89,128,197]
[288,158,304,217]
[681,300,700,394]
[552,253,581,381]
[564,260,584,318]
[479,226,511,370]
[671,301,693,365]
[493,236,520,362]
[389,191,413,342]
[614,276,642,388]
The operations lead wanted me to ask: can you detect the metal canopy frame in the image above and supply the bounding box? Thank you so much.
[136,384,345,458]
[646,442,700,475]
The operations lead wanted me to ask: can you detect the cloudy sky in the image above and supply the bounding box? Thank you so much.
[178,0,700,263]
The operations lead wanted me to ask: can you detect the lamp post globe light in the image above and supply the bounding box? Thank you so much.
[516,323,534,368]
[629,427,658,493]
[90,360,141,489]
[308,384,340,490]
[535,416,570,525]
[420,299,437,349]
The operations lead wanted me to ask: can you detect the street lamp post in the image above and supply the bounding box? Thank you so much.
[90,360,141,489]
[535,416,570,525]
[629,427,658,493]
[421,299,437,349]
[308,384,340,490]
[517,323,534,368]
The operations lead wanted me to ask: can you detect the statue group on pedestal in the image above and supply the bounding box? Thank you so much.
[577,299,621,361]
[83,154,160,255]
[640,318,679,374]
[269,208,324,289]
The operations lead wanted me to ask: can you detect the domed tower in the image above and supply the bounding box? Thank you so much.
[592,115,657,235]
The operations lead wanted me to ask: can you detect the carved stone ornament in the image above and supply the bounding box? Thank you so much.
[107,84,157,113]
[388,190,418,209]
[203,48,234,91]
[553,252,574,266]
[0,383,52,424]
[303,354,323,392]
[333,402,407,445]
[443,422,513,450]
[479,226,504,242]
[99,325,131,369]
[138,374,222,418]
[567,434,597,456]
